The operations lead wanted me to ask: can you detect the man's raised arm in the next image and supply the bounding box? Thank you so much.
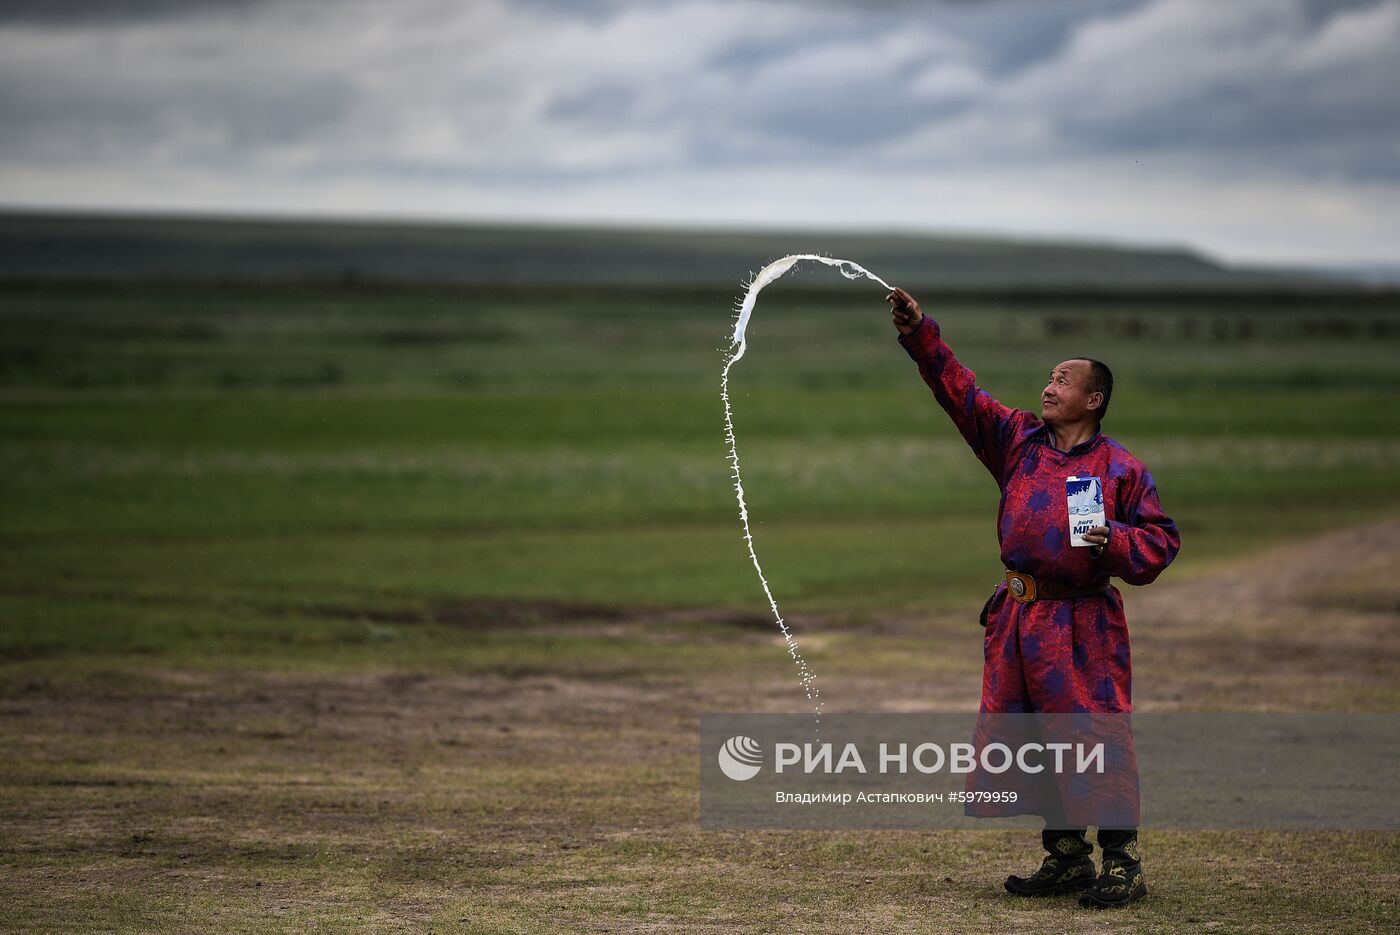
[889,288,1032,480]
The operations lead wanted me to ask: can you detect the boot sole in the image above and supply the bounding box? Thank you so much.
[1078,884,1147,909]
[1004,878,1094,898]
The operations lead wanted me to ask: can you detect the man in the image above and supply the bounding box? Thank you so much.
[887,287,1180,909]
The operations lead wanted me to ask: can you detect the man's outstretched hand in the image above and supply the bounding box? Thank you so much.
[887,288,923,336]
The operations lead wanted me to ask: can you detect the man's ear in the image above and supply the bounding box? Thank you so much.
[1087,392,1104,413]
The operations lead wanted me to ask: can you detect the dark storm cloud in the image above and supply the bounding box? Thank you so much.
[546,85,645,127]
[0,0,275,25]
[886,0,1150,74]
[1296,0,1394,22]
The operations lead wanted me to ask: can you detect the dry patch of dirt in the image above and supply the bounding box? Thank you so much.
[1128,517,1400,710]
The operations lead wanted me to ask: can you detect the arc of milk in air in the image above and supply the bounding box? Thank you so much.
[721,255,897,725]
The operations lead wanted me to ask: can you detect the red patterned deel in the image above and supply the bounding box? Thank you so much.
[900,315,1180,715]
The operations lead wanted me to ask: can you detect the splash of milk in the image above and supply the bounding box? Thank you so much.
[721,255,896,725]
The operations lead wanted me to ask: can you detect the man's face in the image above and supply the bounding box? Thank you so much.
[1041,359,1101,424]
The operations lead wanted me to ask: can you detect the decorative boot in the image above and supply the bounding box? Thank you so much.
[1079,828,1147,908]
[1004,829,1096,897]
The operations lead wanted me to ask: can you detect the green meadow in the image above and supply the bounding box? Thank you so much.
[3,284,1397,643]
[2,279,1398,932]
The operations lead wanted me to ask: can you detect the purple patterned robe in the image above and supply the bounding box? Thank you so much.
[899,315,1180,714]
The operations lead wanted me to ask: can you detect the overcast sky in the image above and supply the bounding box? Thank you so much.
[1,0,1397,265]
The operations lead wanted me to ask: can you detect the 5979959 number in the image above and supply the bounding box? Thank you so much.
[947,791,1018,803]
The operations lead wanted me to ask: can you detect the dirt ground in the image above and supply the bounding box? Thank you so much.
[2,521,1398,932]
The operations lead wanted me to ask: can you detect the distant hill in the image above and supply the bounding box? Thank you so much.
[0,210,1352,293]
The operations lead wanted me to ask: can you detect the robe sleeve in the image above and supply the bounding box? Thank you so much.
[898,315,1034,481]
[1099,468,1181,585]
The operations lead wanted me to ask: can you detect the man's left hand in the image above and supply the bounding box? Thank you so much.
[1084,525,1110,556]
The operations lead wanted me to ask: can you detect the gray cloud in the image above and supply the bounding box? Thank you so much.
[0,0,1397,263]
[994,0,1400,177]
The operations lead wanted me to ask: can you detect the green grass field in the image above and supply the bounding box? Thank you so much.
[2,280,1399,932]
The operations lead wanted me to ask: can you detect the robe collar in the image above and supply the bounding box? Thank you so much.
[1041,422,1104,456]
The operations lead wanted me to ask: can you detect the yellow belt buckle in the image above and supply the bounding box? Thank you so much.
[1005,571,1037,603]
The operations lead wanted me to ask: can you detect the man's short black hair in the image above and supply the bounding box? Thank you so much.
[1078,357,1113,421]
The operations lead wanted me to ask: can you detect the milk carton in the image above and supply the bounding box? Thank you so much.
[1066,476,1105,547]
